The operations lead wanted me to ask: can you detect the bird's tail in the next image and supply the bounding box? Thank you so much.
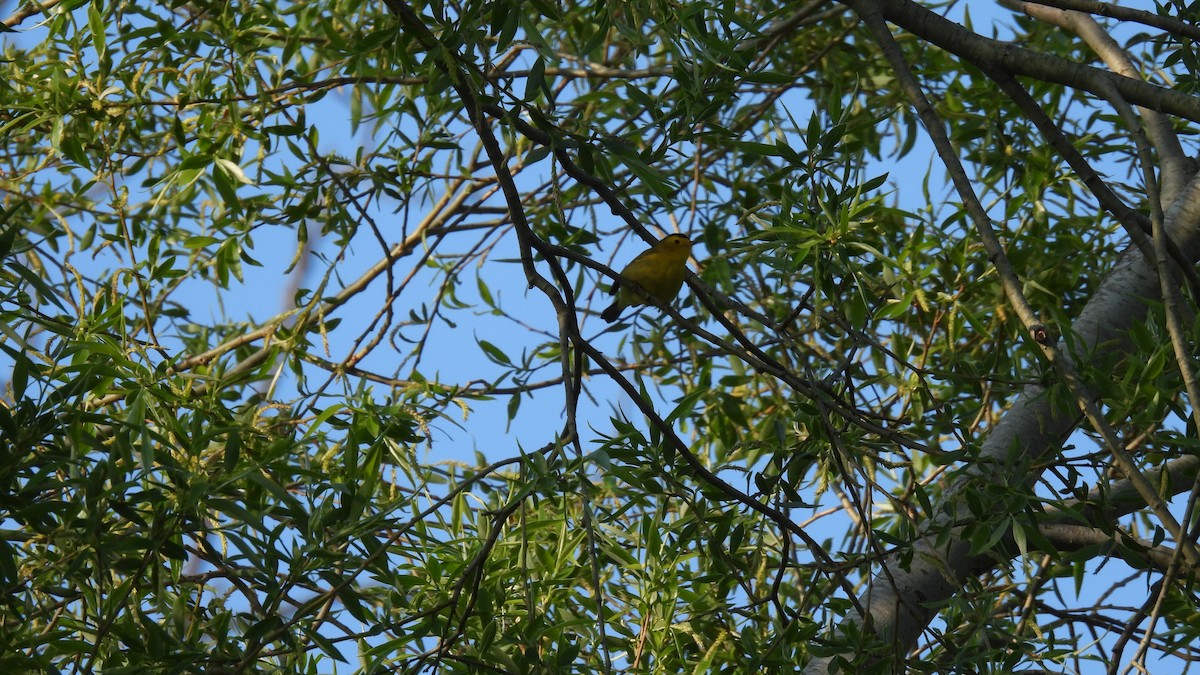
[600,301,622,323]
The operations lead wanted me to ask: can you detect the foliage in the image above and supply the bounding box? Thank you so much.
[1,0,1198,672]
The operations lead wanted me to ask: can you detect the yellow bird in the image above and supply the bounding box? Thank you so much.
[600,233,693,323]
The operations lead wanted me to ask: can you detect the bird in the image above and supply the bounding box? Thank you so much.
[600,233,693,323]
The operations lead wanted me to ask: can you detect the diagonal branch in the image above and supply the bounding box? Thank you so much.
[873,0,1200,123]
[805,2,1200,671]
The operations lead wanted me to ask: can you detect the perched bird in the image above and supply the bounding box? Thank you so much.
[600,233,693,323]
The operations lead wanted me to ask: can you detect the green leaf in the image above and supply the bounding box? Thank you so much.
[478,339,512,366]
